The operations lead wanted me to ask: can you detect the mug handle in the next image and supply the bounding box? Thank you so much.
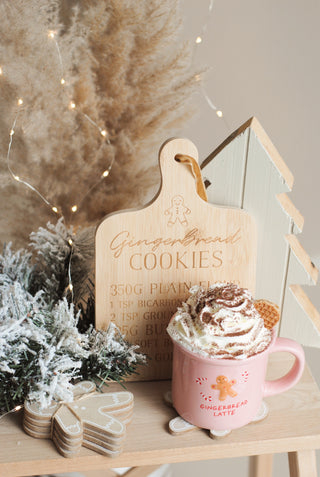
[263,337,305,397]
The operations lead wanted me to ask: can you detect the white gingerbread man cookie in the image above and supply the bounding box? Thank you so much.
[23,381,134,458]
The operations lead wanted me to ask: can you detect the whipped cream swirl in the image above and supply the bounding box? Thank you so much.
[167,283,272,359]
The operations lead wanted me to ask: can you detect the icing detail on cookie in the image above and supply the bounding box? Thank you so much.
[169,416,197,435]
[209,429,231,439]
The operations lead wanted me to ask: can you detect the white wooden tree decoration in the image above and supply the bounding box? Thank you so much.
[201,117,320,348]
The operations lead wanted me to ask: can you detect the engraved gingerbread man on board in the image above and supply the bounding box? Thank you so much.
[165,195,191,226]
[211,375,237,401]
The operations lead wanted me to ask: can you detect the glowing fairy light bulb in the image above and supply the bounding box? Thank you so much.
[216,110,223,118]
[68,238,73,246]
[68,283,73,292]
[195,36,202,44]
[4,20,118,221]
[14,405,23,411]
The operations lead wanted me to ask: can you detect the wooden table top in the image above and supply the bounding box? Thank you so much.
[1,352,320,477]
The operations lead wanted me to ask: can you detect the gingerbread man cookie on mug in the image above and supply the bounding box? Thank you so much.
[211,375,238,401]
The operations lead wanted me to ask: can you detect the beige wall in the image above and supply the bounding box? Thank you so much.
[180,0,320,271]
[168,1,320,475]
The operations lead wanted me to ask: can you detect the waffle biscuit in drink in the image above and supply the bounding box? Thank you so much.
[254,299,280,330]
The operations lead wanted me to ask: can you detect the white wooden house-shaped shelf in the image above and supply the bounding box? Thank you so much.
[201,117,320,347]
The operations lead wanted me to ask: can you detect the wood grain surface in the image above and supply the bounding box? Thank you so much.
[1,354,320,477]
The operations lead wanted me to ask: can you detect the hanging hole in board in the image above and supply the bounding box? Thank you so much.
[174,154,208,202]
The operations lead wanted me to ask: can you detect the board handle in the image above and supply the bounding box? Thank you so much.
[175,154,208,202]
[159,138,207,203]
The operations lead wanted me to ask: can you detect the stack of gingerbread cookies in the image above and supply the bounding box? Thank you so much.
[23,381,134,458]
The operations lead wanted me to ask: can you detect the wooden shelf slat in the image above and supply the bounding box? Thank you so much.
[1,353,320,477]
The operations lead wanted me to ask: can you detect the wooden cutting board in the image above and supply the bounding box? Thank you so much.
[95,138,257,380]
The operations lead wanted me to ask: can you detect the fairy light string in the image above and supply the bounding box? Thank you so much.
[0,405,24,422]
[4,5,229,218]
[2,28,115,300]
[49,29,113,209]
[193,0,230,131]
[6,104,60,214]
[3,28,113,220]
[194,0,214,47]
[65,237,74,301]
[2,7,228,297]
[73,155,115,212]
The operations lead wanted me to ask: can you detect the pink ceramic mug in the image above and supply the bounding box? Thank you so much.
[170,330,305,430]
